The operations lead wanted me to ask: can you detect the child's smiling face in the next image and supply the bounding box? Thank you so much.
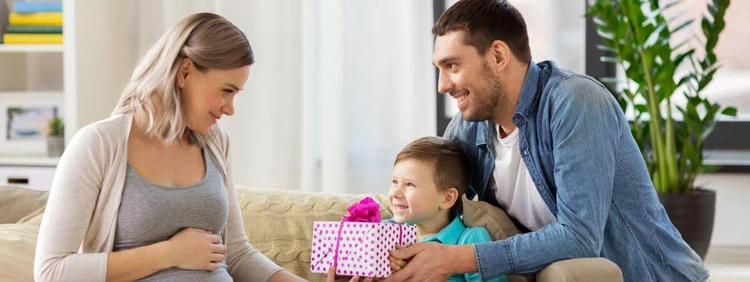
[388,159,450,225]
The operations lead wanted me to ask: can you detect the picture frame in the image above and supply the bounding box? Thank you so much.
[0,93,64,155]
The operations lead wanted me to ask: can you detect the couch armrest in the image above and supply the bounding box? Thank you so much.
[536,258,623,282]
[0,185,49,224]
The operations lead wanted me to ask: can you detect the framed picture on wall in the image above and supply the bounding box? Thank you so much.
[5,105,58,140]
[0,93,64,155]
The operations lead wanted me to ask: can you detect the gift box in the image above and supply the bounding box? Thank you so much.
[310,221,417,278]
[309,197,417,278]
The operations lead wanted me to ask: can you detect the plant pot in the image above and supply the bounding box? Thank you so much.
[658,189,715,260]
[46,136,64,157]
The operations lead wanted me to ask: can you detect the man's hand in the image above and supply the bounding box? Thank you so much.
[382,242,477,282]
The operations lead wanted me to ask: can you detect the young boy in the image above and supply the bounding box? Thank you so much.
[387,137,508,282]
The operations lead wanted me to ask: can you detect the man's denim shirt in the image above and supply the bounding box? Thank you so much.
[445,61,708,282]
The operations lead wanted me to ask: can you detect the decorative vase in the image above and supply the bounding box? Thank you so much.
[658,189,716,260]
[46,136,64,157]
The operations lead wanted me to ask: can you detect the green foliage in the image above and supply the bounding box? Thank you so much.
[48,117,64,137]
[587,0,735,193]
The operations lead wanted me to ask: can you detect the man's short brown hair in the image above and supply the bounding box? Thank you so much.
[432,0,531,63]
[395,137,471,217]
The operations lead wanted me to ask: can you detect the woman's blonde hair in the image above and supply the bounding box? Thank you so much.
[113,12,254,145]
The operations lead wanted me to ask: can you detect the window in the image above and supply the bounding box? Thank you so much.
[585,0,750,170]
[670,1,750,169]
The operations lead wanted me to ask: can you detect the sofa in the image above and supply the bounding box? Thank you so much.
[0,185,622,282]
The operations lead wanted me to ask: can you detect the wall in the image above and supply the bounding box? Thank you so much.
[697,173,750,247]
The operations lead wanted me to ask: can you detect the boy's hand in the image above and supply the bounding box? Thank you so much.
[389,244,408,272]
[325,265,376,282]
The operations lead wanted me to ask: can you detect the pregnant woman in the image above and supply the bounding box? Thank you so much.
[34,12,305,282]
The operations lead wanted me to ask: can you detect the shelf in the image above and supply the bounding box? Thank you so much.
[0,155,59,167]
[0,44,64,53]
[704,150,750,166]
[0,91,64,99]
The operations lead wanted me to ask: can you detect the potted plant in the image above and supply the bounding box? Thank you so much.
[47,117,64,157]
[587,0,735,259]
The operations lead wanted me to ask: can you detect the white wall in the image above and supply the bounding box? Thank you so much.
[215,1,305,193]
[697,173,750,247]
[64,0,134,137]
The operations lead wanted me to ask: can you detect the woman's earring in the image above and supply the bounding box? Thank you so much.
[180,82,185,88]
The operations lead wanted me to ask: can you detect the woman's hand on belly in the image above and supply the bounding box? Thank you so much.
[166,228,227,271]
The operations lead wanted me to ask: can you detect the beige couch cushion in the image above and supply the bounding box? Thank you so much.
[0,224,39,282]
[235,186,391,282]
[537,258,623,282]
[462,195,521,240]
[17,207,45,226]
[0,186,48,224]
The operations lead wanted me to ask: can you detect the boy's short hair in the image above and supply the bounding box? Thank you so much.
[395,137,471,217]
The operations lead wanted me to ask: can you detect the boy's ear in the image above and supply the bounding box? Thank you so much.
[441,187,459,211]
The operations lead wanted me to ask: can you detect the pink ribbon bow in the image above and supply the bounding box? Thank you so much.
[342,197,381,222]
[324,197,382,271]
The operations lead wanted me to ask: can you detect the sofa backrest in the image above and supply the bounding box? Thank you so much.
[0,186,49,224]
[235,186,391,282]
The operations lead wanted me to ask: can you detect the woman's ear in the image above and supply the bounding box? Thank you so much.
[178,58,193,84]
[440,187,459,211]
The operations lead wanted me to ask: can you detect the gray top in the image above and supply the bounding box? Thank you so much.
[35,114,281,282]
[114,147,231,281]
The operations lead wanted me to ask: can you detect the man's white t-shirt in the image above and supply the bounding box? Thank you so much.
[491,125,557,231]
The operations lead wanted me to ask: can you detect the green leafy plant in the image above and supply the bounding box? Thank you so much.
[587,0,736,193]
[48,117,64,137]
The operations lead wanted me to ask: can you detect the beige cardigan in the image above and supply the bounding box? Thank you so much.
[34,114,282,281]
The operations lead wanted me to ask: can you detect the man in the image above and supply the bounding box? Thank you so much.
[385,0,708,281]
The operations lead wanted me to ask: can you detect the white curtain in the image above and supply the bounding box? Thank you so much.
[128,0,436,194]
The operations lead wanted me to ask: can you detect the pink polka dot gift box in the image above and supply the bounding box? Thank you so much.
[309,197,417,278]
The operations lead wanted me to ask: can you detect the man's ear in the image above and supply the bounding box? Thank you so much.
[441,187,459,211]
[488,39,512,73]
